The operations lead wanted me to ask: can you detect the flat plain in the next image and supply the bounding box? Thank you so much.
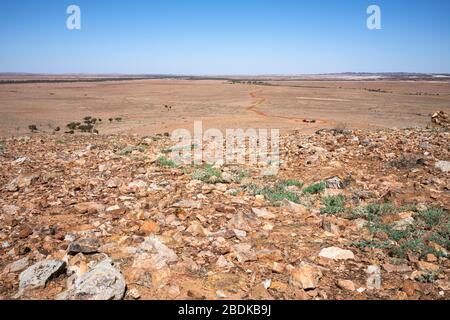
[1,79,449,137]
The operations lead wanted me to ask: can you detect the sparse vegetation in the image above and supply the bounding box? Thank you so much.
[350,202,449,259]
[302,181,326,195]
[192,164,222,183]
[351,240,391,249]
[278,179,304,189]
[349,203,397,220]
[161,143,198,154]
[65,116,100,134]
[230,167,250,183]
[230,80,271,86]
[320,195,345,215]
[157,156,178,168]
[245,181,301,204]
[415,272,438,283]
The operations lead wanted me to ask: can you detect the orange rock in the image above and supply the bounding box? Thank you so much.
[140,221,160,235]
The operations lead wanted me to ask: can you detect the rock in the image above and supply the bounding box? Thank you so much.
[436,280,450,291]
[5,180,18,192]
[127,180,147,193]
[252,207,276,219]
[435,160,450,173]
[290,263,322,290]
[172,200,202,209]
[127,288,141,300]
[187,222,210,237]
[140,236,178,266]
[319,247,355,261]
[326,176,344,189]
[216,290,227,299]
[67,238,100,255]
[106,178,121,188]
[402,280,416,297]
[61,260,126,300]
[140,221,160,235]
[337,279,356,291]
[227,212,252,231]
[167,284,181,298]
[416,261,439,272]
[152,267,171,290]
[5,173,39,192]
[214,183,228,192]
[280,200,308,214]
[250,283,273,299]
[18,260,66,293]
[321,219,340,235]
[233,229,247,239]
[382,263,412,273]
[18,225,33,239]
[4,257,30,273]
[216,255,234,269]
[392,217,415,231]
[74,202,105,214]
[64,234,77,242]
[366,265,382,290]
[425,254,438,262]
[272,262,286,274]
[2,204,20,215]
[353,219,367,230]
[232,243,257,263]
[428,242,448,256]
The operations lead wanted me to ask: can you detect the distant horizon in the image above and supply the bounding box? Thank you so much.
[2,71,450,76]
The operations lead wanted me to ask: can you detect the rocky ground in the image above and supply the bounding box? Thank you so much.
[0,114,449,300]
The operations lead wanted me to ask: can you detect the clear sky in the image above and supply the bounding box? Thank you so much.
[0,0,449,74]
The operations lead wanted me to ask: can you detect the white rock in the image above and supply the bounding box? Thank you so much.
[435,160,450,172]
[216,290,227,298]
[319,247,355,260]
[18,260,66,293]
[61,260,126,300]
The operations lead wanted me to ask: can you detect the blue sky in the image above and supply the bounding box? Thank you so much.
[0,0,449,74]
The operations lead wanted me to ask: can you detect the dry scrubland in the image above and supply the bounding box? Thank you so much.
[0,79,449,300]
[1,79,450,136]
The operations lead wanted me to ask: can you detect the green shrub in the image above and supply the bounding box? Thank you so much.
[245,182,300,204]
[157,156,178,168]
[279,179,304,188]
[302,181,326,194]
[416,208,445,228]
[321,195,345,215]
[192,164,221,182]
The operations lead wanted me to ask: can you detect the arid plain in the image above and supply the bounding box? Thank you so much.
[1,79,450,137]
